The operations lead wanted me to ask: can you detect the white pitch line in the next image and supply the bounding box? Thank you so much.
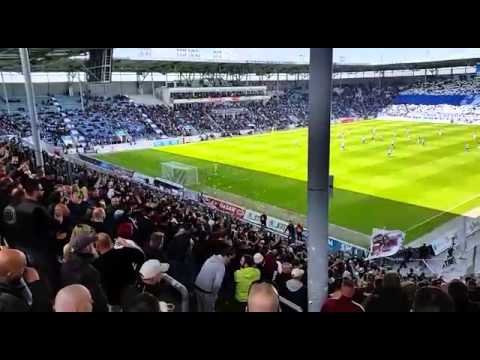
[405,193,480,233]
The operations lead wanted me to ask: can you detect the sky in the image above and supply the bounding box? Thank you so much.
[114,48,480,65]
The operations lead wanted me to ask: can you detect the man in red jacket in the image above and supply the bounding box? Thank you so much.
[321,279,365,312]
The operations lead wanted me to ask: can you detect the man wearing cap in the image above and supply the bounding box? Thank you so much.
[321,279,365,312]
[121,259,178,312]
[253,253,266,280]
[279,268,308,312]
[194,246,235,312]
[60,225,108,312]
[93,233,145,307]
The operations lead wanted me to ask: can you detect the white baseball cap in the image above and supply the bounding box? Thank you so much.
[291,268,305,279]
[139,260,170,280]
[253,253,264,265]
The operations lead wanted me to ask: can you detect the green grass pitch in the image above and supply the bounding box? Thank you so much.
[96,120,480,245]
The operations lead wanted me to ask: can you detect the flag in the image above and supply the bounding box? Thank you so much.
[367,228,405,260]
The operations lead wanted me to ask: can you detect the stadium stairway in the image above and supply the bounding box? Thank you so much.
[206,113,224,132]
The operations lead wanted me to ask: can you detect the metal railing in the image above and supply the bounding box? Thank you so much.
[163,274,189,312]
[279,296,303,312]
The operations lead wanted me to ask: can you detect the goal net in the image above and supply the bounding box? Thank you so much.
[161,161,199,186]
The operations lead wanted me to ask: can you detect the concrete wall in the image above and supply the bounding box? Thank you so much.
[3,82,70,97]
[86,82,139,96]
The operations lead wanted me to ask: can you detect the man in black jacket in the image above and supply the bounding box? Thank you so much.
[61,227,108,312]
[448,280,480,312]
[133,207,155,249]
[364,272,410,312]
[93,233,145,306]
[7,178,61,292]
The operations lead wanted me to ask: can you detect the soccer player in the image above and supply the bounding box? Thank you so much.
[473,132,477,142]
[361,136,366,144]
[387,147,393,157]
[341,141,345,151]
[465,143,470,152]
[391,139,395,149]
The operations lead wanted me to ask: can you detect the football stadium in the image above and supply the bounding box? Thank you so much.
[1,47,480,313]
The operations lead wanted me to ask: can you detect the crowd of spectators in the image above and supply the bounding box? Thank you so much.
[0,138,313,312]
[379,104,480,124]
[171,90,265,100]
[400,78,480,96]
[331,84,399,119]
[322,250,480,312]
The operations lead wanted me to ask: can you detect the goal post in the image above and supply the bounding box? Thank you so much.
[161,161,199,186]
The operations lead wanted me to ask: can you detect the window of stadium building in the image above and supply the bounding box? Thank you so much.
[1,48,480,313]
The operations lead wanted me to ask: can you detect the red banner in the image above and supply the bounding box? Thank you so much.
[200,194,246,219]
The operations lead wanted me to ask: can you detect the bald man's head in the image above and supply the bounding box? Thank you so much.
[54,285,93,313]
[247,282,280,312]
[0,249,26,283]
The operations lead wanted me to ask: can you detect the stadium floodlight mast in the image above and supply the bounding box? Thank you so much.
[0,71,10,115]
[307,48,333,312]
[19,48,44,173]
[77,74,85,112]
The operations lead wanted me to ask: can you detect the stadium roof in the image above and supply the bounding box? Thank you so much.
[0,48,479,74]
[334,58,480,72]
[0,48,100,72]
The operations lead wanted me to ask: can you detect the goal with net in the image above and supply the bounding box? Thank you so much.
[161,161,199,186]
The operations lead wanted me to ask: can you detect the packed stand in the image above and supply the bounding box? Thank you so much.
[331,84,399,119]
[171,90,265,100]
[379,103,480,123]
[0,138,311,312]
[400,78,480,96]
